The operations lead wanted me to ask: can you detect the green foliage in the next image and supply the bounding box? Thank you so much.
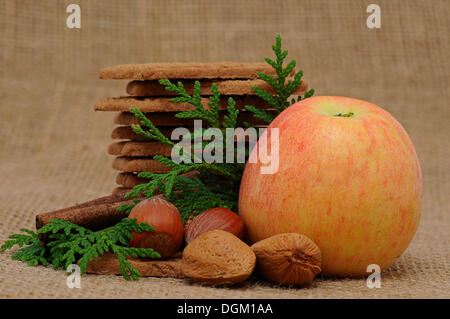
[131,108,174,147]
[128,141,246,220]
[2,218,161,281]
[222,98,239,129]
[1,228,47,266]
[159,79,220,128]
[245,34,315,123]
[122,171,240,224]
[159,79,240,130]
[119,154,242,222]
[244,105,274,124]
[169,175,239,223]
[41,218,160,280]
[120,78,246,219]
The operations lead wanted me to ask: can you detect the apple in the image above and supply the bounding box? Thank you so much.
[238,96,422,277]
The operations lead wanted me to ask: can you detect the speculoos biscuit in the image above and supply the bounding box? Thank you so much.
[126,78,307,96]
[112,157,171,173]
[94,96,269,112]
[111,125,266,142]
[108,141,173,157]
[111,126,187,141]
[112,186,133,196]
[116,173,150,188]
[113,110,275,126]
[99,62,291,80]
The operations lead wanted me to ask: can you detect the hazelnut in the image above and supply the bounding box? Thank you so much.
[128,197,184,258]
[184,207,245,244]
[181,230,256,285]
[251,233,322,286]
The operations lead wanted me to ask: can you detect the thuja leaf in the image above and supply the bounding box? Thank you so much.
[246,34,314,121]
[1,228,38,250]
[168,176,239,223]
[130,108,174,146]
[222,97,239,129]
[1,228,48,266]
[244,105,274,124]
[38,218,87,236]
[123,78,243,214]
[1,218,161,280]
[166,80,221,128]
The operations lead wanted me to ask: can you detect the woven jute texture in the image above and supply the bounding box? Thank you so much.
[0,0,449,298]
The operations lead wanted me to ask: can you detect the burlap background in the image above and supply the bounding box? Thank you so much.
[0,0,448,298]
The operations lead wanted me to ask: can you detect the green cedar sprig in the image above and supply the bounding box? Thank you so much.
[169,175,239,222]
[118,155,242,222]
[244,105,275,126]
[119,154,241,200]
[245,34,315,123]
[1,218,161,281]
[130,108,175,147]
[159,80,222,129]
[119,78,245,219]
[129,106,238,180]
[158,79,239,130]
[121,173,239,224]
[1,228,47,266]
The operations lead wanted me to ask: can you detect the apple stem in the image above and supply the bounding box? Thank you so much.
[334,112,354,117]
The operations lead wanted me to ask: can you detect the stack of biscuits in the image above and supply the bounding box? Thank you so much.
[94,62,307,194]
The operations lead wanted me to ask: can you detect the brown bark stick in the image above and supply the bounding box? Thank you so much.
[35,193,136,231]
[36,193,126,221]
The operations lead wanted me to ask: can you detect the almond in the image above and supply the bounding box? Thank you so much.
[181,230,256,285]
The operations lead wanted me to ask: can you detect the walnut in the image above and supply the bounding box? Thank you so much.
[251,233,322,286]
[181,230,256,285]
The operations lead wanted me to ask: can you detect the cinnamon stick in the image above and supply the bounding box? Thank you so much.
[35,193,136,231]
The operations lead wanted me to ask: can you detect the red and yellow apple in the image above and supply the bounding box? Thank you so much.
[239,96,422,277]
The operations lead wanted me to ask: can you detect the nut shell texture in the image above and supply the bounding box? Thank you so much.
[128,196,184,257]
[185,207,245,244]
[251,233,322,286]
[181,230,256,285]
